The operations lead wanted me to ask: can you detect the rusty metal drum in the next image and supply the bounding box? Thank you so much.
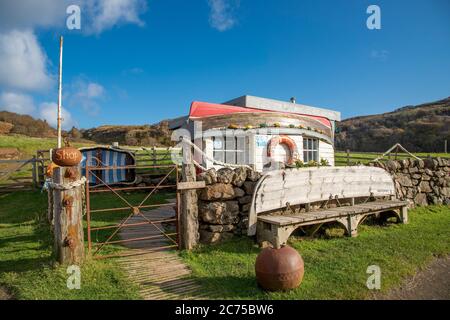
[255,245,304,291]
[52,145,82,167]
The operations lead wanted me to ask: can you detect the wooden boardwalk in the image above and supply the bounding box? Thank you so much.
[117,202,209,300]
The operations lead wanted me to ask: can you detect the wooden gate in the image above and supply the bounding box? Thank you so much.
[85,163,180,259]
[0,157,42,193]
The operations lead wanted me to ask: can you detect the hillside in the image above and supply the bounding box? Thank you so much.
[80,121,172,147]
[335,97,450,153]
[0,111,56,137]
[0,110,173,147]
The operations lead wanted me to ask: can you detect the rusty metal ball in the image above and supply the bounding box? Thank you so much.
[255,245,304,291]
[52,146,82,167]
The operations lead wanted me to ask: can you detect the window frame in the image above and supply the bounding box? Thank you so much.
[303,137,319,162]
[212,134,246,165]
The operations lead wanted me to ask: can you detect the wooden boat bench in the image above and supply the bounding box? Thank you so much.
[256,199,409,248]
[247,166,410,248]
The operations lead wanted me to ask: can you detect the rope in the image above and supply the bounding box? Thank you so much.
[47,177,87,190]
[180,137,252,170]
[81,182,86,217]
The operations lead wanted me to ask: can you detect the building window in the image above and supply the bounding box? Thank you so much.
[212,135,245,164]
[303,137,319,162]
[212,136,224,162]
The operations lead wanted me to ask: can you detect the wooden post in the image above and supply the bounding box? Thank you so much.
[305,203,311,212]
[179,144,199,250]
[47,187,54,226]
[53,166,84,265]
[400,206,408,224]
[152,147,157,166]
[31,156,37,188]
[346,149,350,166]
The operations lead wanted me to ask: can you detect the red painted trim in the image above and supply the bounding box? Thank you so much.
[188,101,331,127]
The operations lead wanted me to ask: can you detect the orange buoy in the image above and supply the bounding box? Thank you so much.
[51,139,82,167]
[267,135,298,164]
[46,162,59,178]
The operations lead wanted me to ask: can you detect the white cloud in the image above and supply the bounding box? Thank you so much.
[208,0,239,32]
[0,0,147,35]
[86,83,105,98]
[84,0,147,34]
[0,92,76,129]
[0,29,53,91]
[0,0,66,31]
[0,0,146,127]
[39,102,75,130]
[69,79,105,115]
[0,91,36,115]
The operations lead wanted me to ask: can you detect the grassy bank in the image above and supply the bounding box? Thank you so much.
[181,205,450,300]
[0,134,94,158]
[0,190,171,299]
[335,151,449,166]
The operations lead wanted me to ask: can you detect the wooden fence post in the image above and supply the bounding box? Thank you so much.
[346,149,350,166]
[179,144,199,250]
[47,187,54,226]
[31,156,37,187]
[52,166,85,265]
[152,147,157,166]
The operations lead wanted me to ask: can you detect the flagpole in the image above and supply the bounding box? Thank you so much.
[57,36,63,148]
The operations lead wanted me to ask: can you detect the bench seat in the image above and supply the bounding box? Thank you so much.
[256,200,409,248]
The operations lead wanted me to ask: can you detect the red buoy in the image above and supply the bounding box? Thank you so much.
[255,245,304,291]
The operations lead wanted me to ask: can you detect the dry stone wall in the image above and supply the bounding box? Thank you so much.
[370,158,450,206]
[196,158,449,244]
[196,167,261,244]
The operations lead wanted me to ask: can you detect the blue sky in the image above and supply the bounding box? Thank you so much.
[0,0,449,129]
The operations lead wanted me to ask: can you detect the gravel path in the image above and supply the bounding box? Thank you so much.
[376,255,450,300]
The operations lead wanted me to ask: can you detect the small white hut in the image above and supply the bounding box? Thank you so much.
[169,95,341,172]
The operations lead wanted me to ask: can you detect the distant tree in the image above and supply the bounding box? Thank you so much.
[68,126,82,139]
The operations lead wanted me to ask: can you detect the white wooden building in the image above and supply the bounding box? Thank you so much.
[169,95,341,172]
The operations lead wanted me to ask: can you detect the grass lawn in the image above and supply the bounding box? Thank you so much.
[181,205,450,299]
[0,189,172,299]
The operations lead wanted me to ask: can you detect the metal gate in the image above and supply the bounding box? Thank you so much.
[85,163,180,259]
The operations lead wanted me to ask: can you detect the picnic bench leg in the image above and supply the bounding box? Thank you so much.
[256,221,268,247]
[399,206,408,224]
[337,215,359,237]
[256,222,296,249]
[273,225,297,248]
